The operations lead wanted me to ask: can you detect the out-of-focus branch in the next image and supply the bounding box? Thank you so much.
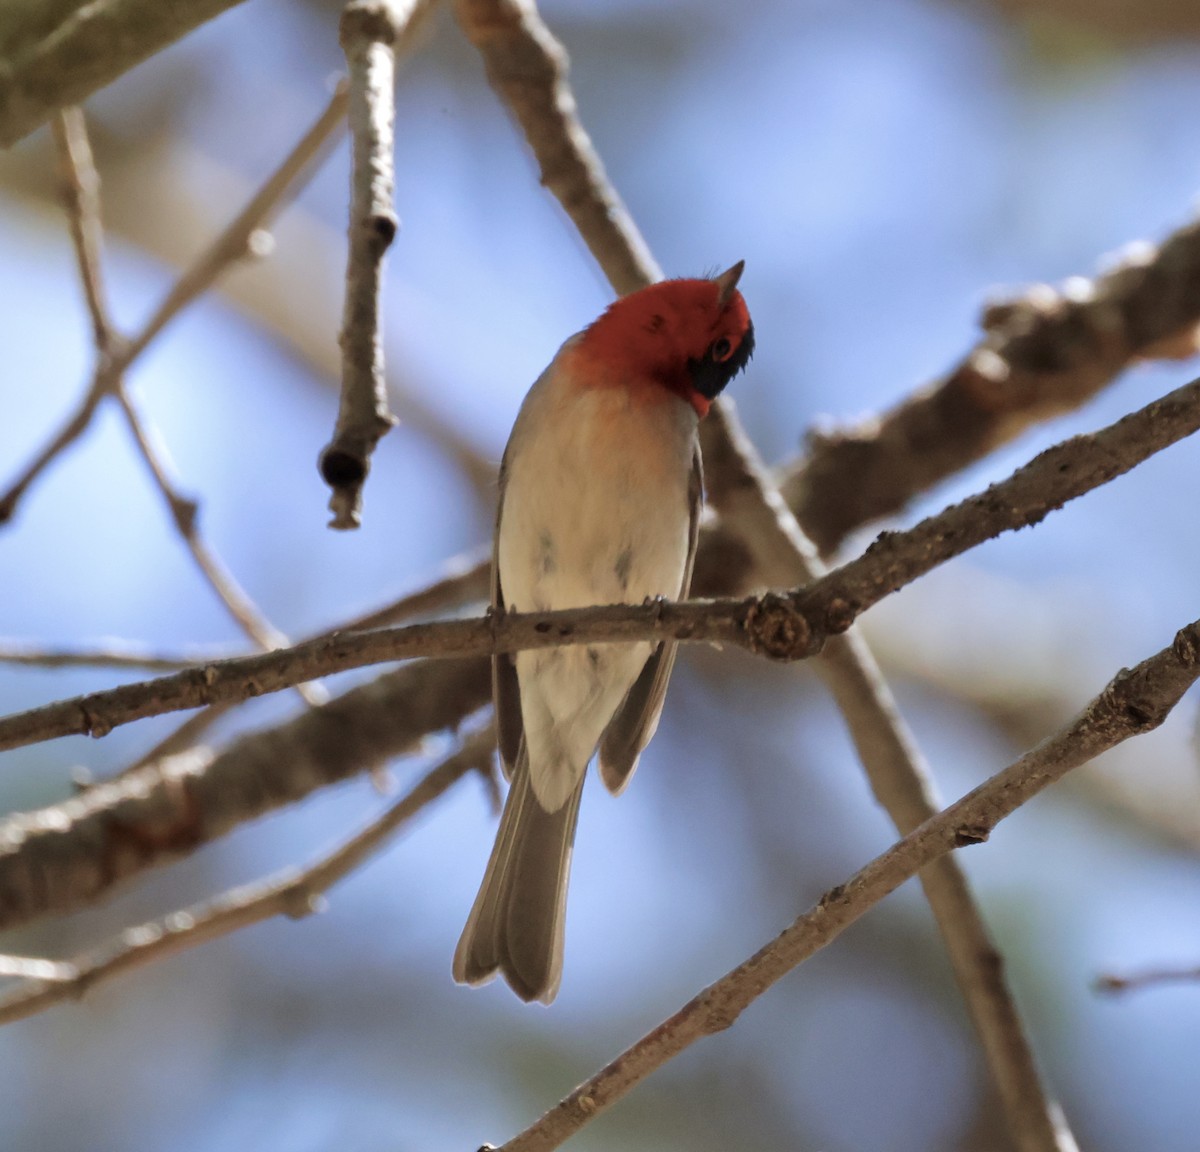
[701,403,1072,1152]
[0,0,250,148]
[452,0,661,293]
[110,546,492,778]
[333,545,491,632]
[320,1,424,529]
[782,219,1200,553]
[0,658,491,933]
[34,106,336,706]
[495,618,1200,1152]
[113,384,329,707]
[0,725,496,1026]
[0,90,348,525]
[51,107,114,350]
[1095,964,1200,996]
[120,84,350,367]
[3,368,1199,754]
[0,641,237,672]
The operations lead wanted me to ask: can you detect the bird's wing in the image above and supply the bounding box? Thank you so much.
[492,454,524,781]
[598,443,702,795]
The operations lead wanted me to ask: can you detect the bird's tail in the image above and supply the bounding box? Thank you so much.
[452,747,584,1004]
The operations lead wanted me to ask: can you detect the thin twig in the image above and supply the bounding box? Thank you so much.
[1094,964,1200,996]
[0,658,491,933]
[701,403,1072,1152]
[0,343,105,524]
[119,84,350,368]
[331,545,490,632]
[0,91,349,526]
[781,219,1200,553]
[108,547,491,780]
[52,107,115,352]
[319,1,417,529]
[3,369,1199,754]
[493,618,1200,1152]
[55,108,325,704]
[112,385,328,705]
[115,704,235,779]
[0,641,238,672]
[0,726,496,1026]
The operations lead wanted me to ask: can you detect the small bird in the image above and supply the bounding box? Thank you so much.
[453,263,755,1003]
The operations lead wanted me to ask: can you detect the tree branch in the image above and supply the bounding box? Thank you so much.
[0,640,238,672]
[0,0,250,148]
[0,658,490,933]
[701,403,1073,1152]
[0,90,348,525]
[0,725,496,1026]
[4,369,1197,754]
[494,618,1200,1152]
[782,218,1200,552]
[1095,964,1200,996]
[42,105,332,706]
[319,1,423,528]
[452,0,661,292]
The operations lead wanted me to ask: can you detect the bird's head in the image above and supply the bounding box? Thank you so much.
[576,263,755,418]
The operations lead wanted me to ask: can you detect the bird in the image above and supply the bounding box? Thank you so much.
[453,263,755,1004]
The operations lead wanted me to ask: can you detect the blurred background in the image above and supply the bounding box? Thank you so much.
[3,0,1200,1149]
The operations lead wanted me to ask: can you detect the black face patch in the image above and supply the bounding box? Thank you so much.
[687,323,755,400]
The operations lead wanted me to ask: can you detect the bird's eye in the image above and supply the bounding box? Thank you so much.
[711,337,733,362]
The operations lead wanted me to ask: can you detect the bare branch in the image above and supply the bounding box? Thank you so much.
[782,218,1200,552]
[494,618,1200,1152]
[0,640,237,672]
[0,658,491,933]
[4,369,1198,755]
[702,402,1072,1152]
[112,385,328,706]
[452,0,661,294]
[119,84,350,368]
[0,1,250,148]
[0,89,347,526]
[41,106,331,706]
[113,548,491,780]
[51,107,115,351]
[1095,964,1200,996]
[0,725,495,1026]
[334,545,491,631]
[319,1,421,528]
[0,386,106,524]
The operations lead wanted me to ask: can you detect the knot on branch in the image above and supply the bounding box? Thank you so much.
[1173,623,1200,666]
[1102,668,1169,734]
[170,494,199,536]
[743,593,812,661]
[954,824,991,847]
[367,211,399,249]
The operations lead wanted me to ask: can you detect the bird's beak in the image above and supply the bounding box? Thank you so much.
[712,260,745,308]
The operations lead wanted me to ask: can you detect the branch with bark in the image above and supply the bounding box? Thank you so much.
[4,368,1197,755]
[0,725,496,1026]
[0,658,490,933]
[493,616,1200,1152]
[781,216,1200,552]
[319,0,422,528]
[0,1,251,148]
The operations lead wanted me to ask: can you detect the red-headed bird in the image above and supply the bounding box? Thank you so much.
[453,264,755,1003]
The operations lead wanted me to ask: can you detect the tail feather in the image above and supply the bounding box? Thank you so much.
[453,748,584,1004]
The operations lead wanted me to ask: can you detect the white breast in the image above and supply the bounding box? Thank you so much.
[497,353,697,809]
